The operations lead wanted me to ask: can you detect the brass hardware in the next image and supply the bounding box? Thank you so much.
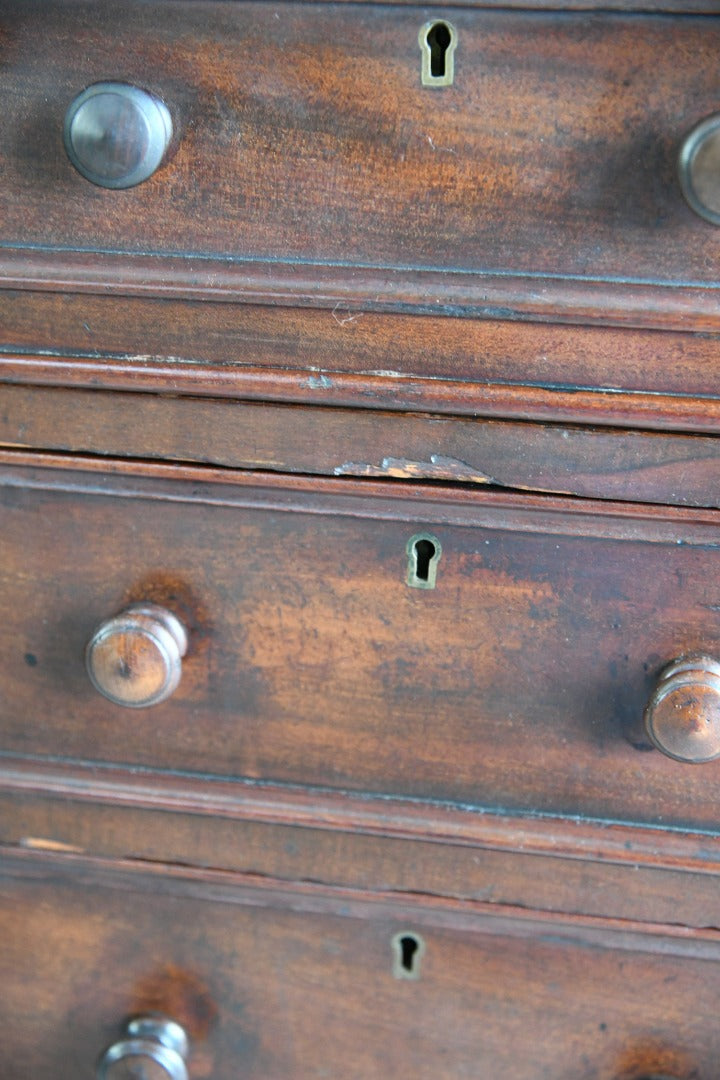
[406,533,442,589]
[419,21,457,88]
[392,931,426,980]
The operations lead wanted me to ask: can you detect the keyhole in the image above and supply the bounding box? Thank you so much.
[392,932,425,979]
[419,20,457,87]
[428,23,450,78]
[414,539,435,581]
[406,533,442,589]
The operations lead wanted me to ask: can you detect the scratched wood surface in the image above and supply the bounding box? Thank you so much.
[6,382,720,508]
[5,454,720,828]
[9,770,720,929]
[4,292,720,430]
[3,847,720,1080]
[2,4,720,328]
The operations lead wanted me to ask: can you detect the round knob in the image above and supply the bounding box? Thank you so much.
[678,113,720,225]
[98,1017,189,1080]
[86,603,188,708]
[644,655,720,763]
[64,82,173,188]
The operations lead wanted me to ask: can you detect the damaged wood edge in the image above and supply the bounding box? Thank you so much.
[5,383,720,507]
[3,449,720,544]
[330,454,568,492]
[2,754,720,878]
[333,454,496,484]
[3,353,720,432]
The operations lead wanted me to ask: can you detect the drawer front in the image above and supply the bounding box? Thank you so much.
[5,459,720,828]
[3,851,720,1080]
[3,2,720,320]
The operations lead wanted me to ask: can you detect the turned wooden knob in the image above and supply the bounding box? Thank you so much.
[644,655,720,763]
[98,1017,189,1080]
[86,603,188,708]
[678,113,720,226]
[64,82,173,189]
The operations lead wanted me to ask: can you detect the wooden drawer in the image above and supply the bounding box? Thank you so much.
[2,848,720,1080]
[5,455,720,828]
[3,3,720,328]
[8,384,720,509]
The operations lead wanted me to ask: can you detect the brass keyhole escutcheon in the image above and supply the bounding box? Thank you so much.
[419,20,457,87]
[392,931,426,979]
[406,533,442,589]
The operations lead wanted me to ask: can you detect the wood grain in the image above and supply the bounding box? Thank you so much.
[8,764,720,929]
[3,1,720,1065]
[7,384,720,507]
[2,5,720,328]
[10,354,720,433]
[2,847,720,1079]
[5,455,720,827]
[5,291,720,431]
[4,752,720,872]
[6,247,720,332]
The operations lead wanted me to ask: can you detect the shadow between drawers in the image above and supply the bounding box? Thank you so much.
[2,756,720,931]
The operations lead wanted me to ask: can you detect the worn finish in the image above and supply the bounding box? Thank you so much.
[9,383,720,508]
[10,762,720,929]
[3,4,720,329]
[5,292,720,432]
[645,656,720,764]
[4,848,720,1079]
[7,292,720,431]
[12,353,720,434]
[86,604,189,709]
[4,3,720,1069]
[6,455,720,827]
[6,246,720,333]
[8,751,720,872]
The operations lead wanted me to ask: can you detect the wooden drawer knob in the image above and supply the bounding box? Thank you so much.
[64,82,173,189]
[86,603,188,709]
[98,1017,189,1080]
[679,113,720,225]
[644,655,720,763]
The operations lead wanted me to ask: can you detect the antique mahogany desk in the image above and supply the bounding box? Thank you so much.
[2,1,720,1076]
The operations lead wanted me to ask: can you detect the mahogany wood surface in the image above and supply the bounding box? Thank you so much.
[6,292,720,432]
[4,3,720,1064]
[12,354,720,434]
[6,752,720,872]
[5,454,720,828]
[6,246,720,332]
[7,383,720,507]
[3,4,720,329]
[8,768,720,929]
[3,846,720,1079]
